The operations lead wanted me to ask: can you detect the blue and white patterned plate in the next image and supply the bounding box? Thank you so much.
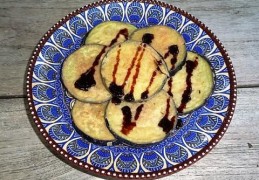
[26,0,237,179]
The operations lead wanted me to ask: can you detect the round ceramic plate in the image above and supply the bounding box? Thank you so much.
[26,0,237,179]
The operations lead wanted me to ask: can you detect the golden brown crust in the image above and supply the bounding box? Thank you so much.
[105,91,177,144]
[164,51,214,113]
[62,44,111,103]
[72,100,115,141]
[130,25,186,75]
[101,40,168,102]
[85,21,137,46]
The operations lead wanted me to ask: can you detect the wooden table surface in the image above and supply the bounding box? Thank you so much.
[0,0,259,179]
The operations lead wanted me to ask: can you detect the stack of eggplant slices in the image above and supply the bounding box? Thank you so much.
[62,21,214,146]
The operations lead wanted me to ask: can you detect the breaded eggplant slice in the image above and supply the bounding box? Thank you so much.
[130,25,186,75]
[62,44,111,103]
[72,100,115,142]
[105,91,177,145]
[85,21,137,46]
[101,40,168,102]
[164,51,214,113]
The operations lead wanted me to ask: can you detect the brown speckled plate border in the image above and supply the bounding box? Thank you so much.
[26,0,237,179]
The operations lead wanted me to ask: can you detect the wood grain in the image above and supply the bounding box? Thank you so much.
[0,88,258,179]
[0,0,259,96]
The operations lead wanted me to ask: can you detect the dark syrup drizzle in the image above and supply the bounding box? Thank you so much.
[157,60,163,65]
[177,59,198,113]
[110,44,147,103]
[121,104,144,135]
[124,44,146,102]
[167,78,173,97]
[141,57,165,100]
[142,33,154,44]
[121,106,134,135]
[121,46,142,88]
[124,93,135,102]
[164,45,179,75]
[111,96,122,105]
[176,119,183,129]
[158,98,176,133]
[110,45,123,104]
[112,45,122,83]
[75,28,129,91]
[74,47,106,90]
[134,104,144,120]
[109,46,142,103]
[141,69,157,99]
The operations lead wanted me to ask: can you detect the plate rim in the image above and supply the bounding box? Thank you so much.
[26,0,237,179]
